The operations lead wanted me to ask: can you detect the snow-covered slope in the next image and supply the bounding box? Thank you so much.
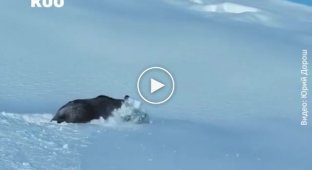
[168,0,312,30]
[1,112,310,170]
[0,0,311,169]
[193,2,260,13]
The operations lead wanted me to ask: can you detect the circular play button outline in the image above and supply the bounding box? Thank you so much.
[137,66,175,105]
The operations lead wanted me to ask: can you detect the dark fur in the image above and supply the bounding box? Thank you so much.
[51,95,129,123]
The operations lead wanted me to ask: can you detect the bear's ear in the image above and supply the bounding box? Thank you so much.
[124,95,130,100]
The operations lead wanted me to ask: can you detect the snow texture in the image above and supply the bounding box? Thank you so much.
[0,0,311,169]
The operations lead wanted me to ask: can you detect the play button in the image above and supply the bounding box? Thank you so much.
[137,66,175,105]
[150,78,165,94]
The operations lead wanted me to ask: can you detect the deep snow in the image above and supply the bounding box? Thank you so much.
[1,112,311,170]
[0,0,312,169]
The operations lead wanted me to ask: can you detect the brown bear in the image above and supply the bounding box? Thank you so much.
[51,95,129,123]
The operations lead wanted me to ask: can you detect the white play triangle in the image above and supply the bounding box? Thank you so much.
[150,78,165,93]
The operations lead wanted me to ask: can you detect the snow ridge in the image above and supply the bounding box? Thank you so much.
[198,2,260,14]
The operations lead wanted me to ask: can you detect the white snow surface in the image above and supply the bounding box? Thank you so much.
[0,0,312,169]
[198,2,260,14]
[0,112,311,170]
